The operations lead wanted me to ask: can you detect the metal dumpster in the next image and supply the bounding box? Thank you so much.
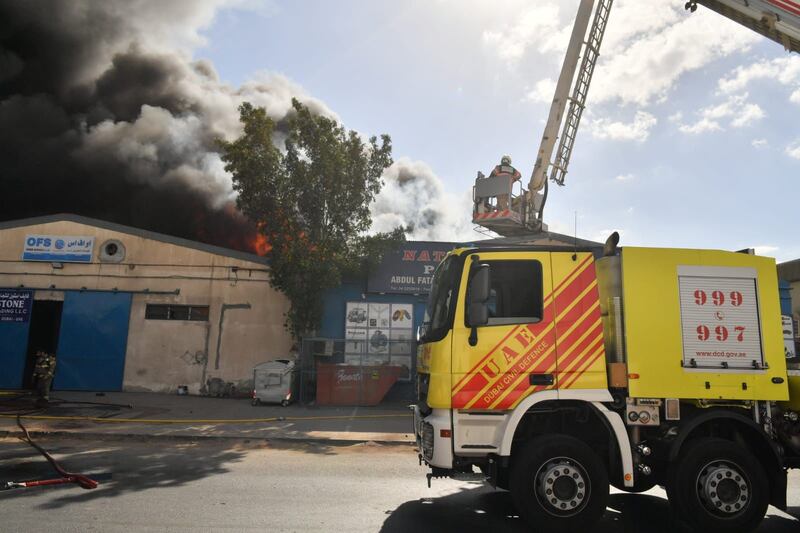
[315,362,403,406]
[251,359,296,406]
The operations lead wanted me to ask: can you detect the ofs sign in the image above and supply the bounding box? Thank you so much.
[23,235,95,262]
[367,241,456,294]
[0,290,33,322]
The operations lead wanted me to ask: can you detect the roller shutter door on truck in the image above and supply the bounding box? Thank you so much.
[677,266,764,371]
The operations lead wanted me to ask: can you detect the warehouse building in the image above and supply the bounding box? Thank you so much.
[0,214,292,394]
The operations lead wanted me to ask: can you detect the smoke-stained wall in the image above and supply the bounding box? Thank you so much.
[0,215,292,393]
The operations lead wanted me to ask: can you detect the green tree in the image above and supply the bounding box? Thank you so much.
[219,99,405,339]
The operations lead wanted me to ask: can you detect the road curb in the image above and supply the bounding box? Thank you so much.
[0,428,416,447]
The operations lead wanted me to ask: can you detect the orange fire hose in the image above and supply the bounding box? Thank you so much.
[2,415,98,491]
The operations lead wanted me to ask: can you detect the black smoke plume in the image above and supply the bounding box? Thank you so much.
[0,0,333,252]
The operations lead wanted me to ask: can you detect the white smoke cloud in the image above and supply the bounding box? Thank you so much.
[488,0,759,145]
[676,93,765,134]
[524,78,557,104]
[588,111,657,142]
[787,140,800,160]
[373,158,475,242]
[718,56,800,95]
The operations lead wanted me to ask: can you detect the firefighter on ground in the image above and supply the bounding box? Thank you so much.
[33,350,56,406]
[490,155,521,210]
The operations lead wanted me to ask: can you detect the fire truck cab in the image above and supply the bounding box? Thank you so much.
[414,239,800,532]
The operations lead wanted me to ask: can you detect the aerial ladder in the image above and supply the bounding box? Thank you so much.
[472,0,800,237]
[472,0,613,236]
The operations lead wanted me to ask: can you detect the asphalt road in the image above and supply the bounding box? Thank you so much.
[1,436,798,532]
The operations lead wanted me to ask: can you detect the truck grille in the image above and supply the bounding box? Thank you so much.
[421,421,434,461]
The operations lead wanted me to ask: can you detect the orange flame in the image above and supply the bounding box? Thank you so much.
[252,232,271,256]
[250,221,271,256]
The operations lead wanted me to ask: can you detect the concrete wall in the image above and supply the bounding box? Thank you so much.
[0,219,292,393]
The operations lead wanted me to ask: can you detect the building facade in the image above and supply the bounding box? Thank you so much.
[0,214,292,394]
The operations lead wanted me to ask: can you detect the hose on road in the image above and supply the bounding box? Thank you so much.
[2,415,98,491]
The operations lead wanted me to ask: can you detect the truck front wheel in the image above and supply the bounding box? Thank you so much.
[510,434,608,532]
[667,437,769,533]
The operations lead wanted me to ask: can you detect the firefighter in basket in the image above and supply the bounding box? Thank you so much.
[490,155,521,211]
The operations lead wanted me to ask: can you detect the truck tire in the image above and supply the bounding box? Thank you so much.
[667,438,769,533]
[510,434,608,532]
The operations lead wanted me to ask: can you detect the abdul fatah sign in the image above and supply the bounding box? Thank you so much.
[367,241,457,294]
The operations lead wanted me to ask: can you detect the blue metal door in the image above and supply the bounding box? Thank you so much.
[53,292,132,391]
[0,321,32,389]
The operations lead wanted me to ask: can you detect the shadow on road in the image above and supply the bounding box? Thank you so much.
[380,485,799,533]
[0,437,245,509]
[380,485,526,533]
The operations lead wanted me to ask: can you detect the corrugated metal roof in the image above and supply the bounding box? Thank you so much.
[0,213,270,266]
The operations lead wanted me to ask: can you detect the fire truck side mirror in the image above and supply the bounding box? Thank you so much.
[467,264,490,328]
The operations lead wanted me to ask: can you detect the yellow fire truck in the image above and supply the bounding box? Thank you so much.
[413,235,800,532]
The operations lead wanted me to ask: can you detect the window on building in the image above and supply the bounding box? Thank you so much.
[479,260,543,326]
[145,304,210,322]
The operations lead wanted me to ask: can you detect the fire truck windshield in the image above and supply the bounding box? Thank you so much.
[420,254,463,343]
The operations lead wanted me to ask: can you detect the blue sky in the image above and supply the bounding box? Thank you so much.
[192,0,799,260]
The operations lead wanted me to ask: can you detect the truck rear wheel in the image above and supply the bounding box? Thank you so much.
[510,434,608,532]
[667,438,769,533]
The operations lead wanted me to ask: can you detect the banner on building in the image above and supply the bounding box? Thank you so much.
[23,235,95,262]
[367,241,457,294]
[0,290,33,322]
[345,301,414,376]
[783,315,797,360]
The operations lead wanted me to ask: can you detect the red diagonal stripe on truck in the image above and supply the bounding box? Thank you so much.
[453,318,554,409]
[482,281,602,409]
[556,330,605,384]
[560,344,606,389]
[451,325,523,393]
[471,341,557,410]
[451,255,596,408]
[767,0,800,16]
[489,265,602,409]
[496,318,603,409]
[452,255,591,394]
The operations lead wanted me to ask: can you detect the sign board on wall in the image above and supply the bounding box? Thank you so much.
[23,235,95,262]
[345,302,368,327]
[678,266,764,370]
[345,301,414,376]
[367,241,457,294]
[0,290,33,323]
[783,316,796,360]
[368,303,391,329]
